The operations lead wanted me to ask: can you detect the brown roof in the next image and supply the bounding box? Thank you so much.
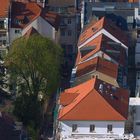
[59,78,129,121]
[11,1,60,30]
[0,0,10,18]
[76,57,118,78]
[76,34,126,66]
[78,17,128,47]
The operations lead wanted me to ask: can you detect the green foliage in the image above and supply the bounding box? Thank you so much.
[27,122,39,140]
[13,94,42,127]
[5,34,62,126]
[5,34,62,96]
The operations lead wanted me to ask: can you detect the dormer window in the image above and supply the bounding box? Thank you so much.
[23,16,29,23]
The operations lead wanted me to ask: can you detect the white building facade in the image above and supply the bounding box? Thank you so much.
[9,16,57,44]
[58,120,125,140]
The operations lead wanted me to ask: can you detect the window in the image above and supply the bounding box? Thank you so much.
[68,30,72,36]
[107,124,112,133]
[72,124,77,132]
[15,29,20,34]
[67,45,73,54]
[61,44,66,55]
[68,18,71,24]
[0,21,4,29]
[136,122,140,125]
[61,29,65,36]
[127,16,133,24]
[90,125,95,132]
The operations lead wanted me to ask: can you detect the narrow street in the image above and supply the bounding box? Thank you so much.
[39,68,71,140]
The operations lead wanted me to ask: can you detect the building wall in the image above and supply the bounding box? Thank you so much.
[60,15,78,55]
[10,16,56,43]
[135,38,140,66]
[75,71,119,87]
[9,28,22,43]
[0,17,9,46]
[129,99,140,137]
[59,121,125,138]
[133,105,140,136]
[22,16,56,40]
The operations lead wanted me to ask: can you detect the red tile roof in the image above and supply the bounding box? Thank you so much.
[76,34,126,66]
[11,1,60,30]
[59,78,129,121]
[0,0,10,18]
[76,57,118,78]
[78,17,128,47]
[60,92,79,106]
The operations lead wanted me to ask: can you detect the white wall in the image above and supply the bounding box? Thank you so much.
[10,16,56,44]
[9,28,22,44]
[59,120,125,139]
[129,98,140,137]
[133,105,140,136]
[22,16,56,40]
[135,8,140,24]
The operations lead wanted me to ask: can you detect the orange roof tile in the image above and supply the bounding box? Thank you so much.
[78,17,128,47]
[60,92,79,106]
[76,57,118,78]
[0,0,10,18]
[59,78,129,121]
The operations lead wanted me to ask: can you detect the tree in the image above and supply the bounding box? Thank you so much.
[5,34,62,127]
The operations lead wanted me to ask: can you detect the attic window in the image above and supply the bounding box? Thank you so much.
[14,19,23,25]
[23,16,29,23]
